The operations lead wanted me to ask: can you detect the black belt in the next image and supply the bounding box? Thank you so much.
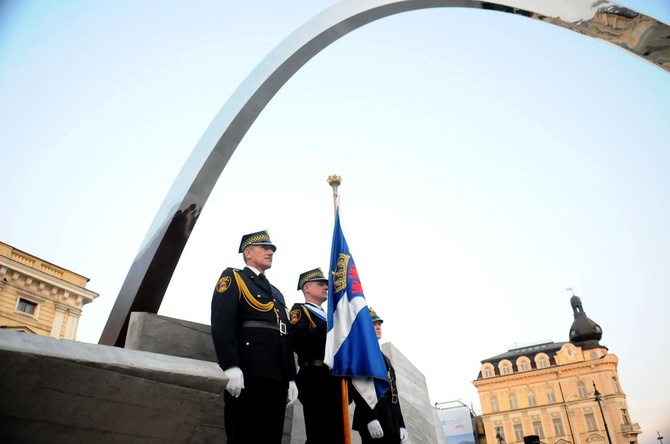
[242,320,287,334]
[300,359,325,367]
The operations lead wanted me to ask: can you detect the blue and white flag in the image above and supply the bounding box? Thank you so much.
[324,202,389,409]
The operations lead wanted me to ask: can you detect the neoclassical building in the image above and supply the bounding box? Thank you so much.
[0,241,98,339]
[472,296,641,444]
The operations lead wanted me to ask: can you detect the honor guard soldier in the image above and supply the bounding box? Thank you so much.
[289,268,344,444]
[351,308,409,444]
[211,230,298,444]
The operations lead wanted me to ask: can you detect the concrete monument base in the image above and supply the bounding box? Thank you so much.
[0,313,444,443]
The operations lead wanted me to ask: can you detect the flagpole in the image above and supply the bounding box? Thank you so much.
[327,173,351,444]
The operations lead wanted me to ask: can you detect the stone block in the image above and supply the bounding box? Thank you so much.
[125,312,217,362]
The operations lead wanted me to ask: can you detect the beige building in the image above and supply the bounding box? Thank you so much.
[0,241,98,339]
[473,296,641,444]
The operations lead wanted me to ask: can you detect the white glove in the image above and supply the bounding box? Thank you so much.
[367,419,384,439]
[400,427,409,443]
[286,380,299,406]
[224,366,244,397]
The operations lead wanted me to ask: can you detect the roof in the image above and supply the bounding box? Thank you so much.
[481,341,566,364]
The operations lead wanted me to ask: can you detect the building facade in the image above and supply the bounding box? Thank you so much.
[472,296,641,444]
[0,241,98,339]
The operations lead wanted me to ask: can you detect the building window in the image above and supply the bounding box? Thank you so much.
[509,394,518,409]
[547,387,556,403]
[578,382,588,398]
[621,409,630,425]
[491,397,499,412]
[612,378,620,393]
[517,357,531,372]
[527,391,537,406]
[485,369,493,377]
[552,418,565,436]
[585,413,598,431]
[535,353,550,369]
[17,298,38,315]
[495,427,506,443]
[533,421,545,438]
[500,361,512,375]
[514,424,524,442]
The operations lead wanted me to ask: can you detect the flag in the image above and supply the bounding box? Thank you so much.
[324,202,389,410]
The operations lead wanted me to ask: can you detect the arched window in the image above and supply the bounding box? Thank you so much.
[509,394,518,409]
[499,360,513,375]
[516,357,531,372]
[482,363,495,378]
[578,382,588,398]
[528,391,537,406]
[547,387,556,403]
[491,397,499,412]
[535,353,550,369]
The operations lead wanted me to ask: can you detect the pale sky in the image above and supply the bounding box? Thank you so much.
[1,0,669,440]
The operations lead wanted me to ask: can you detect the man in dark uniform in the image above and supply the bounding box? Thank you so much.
[289,268,344,444]
[211,230,298,444]
[351,308,409,444]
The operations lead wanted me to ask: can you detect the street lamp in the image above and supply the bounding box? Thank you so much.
[657,431,664,444]
[593,382,613,444]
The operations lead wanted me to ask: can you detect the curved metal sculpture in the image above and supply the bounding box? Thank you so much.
[100,0,669,346]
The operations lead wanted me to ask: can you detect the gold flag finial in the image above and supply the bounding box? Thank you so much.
[327,174,341,196]
[327,174,341,216]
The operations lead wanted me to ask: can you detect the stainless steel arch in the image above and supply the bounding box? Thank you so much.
[100,0,669,346]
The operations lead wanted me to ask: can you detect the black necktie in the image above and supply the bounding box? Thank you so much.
[257,273,269,289]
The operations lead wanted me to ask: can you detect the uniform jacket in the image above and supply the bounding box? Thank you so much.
[351,354,405,440]
[211,266,296,382]
[289,302,327,364]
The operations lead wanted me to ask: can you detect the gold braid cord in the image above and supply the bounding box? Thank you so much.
[233,271,274,312]
[302,306,317,328]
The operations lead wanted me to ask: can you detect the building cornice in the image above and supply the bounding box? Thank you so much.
[0,257,98,305]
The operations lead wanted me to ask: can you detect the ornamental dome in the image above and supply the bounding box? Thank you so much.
[568,295,603,350]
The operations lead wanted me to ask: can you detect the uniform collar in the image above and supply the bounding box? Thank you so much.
[305,302,325,314]
[246,265,263,276]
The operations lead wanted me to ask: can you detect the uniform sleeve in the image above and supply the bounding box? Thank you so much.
[211,268,240,371]
[390,365,406,428]
[276,295,298,380]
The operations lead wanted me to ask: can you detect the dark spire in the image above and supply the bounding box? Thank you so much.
[568,295,603,350]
